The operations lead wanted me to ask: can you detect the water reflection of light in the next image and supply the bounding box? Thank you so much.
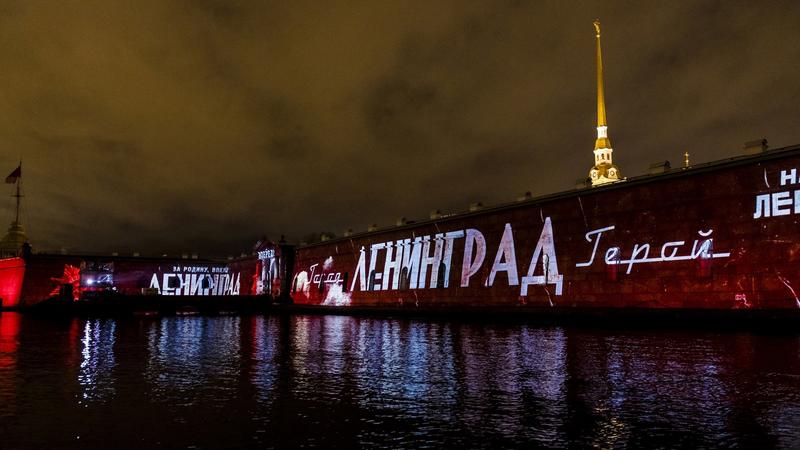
[77,319,117,403]
[450,326,568,440]
[291,316,316,387]
[249,316,279,403]
[377,320,401,397]
[0,314,793,447]
[293,316,310,356]
[520,327,566,402]
[0,312,21,418]
[321,315,349,376]
[0,312,20,369]
[145,317,241,403]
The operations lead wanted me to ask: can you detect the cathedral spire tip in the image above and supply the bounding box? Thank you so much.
[588,20,621,186]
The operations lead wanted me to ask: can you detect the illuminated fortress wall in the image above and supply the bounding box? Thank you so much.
[13,255,257,307]
[290,147,800,310]
[6,148,800,311]
[6,241,286,307]
[0,257,25,308]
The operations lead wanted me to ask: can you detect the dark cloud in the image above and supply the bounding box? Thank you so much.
[0,0,798,256]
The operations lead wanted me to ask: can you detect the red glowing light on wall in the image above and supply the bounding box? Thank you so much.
[251,260,262,295]
[49,264,82,301]
[0,257,25,308]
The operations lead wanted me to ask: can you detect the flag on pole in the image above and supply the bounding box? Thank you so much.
[5,164,21,184]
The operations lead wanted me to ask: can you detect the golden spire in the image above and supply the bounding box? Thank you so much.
[593,20,611,151]
[588,20,621,186]
[594,20,606,129]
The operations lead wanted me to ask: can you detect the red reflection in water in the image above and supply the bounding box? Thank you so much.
[66,318,81,369]
[0,312,20,368]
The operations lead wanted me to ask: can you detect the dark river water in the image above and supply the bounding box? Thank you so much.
[0,312,798,449]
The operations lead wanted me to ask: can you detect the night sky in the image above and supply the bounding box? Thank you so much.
[1,1,799,257]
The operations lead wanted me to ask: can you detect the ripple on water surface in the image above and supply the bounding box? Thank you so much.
[0,312,797,448]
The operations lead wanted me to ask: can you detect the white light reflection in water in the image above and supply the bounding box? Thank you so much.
[517,326,567,443]
[276,318,800,447]
[77,319,116,404]
[452,325,568,442]
[291,316,571,447]
[321,315,350,376]
[377,320,402,398]
[145,317,241,403]
[290,315,314,398]
[249,316,279,403]
[0,315,797,448]
[400,322,431,405]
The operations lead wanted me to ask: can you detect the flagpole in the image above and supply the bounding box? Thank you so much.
[14,161,21,224]
[15,179,20,224]
[4,161,23,225]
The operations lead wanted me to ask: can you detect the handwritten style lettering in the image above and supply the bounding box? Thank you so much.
[577,226,730,273]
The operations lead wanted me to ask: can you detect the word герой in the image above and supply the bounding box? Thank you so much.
[576,226,730,274]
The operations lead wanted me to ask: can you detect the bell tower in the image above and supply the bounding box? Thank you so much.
[588,20,622,186]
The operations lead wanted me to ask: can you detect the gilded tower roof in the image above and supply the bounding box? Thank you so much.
[589,20,622,186]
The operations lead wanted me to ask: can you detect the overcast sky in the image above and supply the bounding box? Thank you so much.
[1,0,798,256]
